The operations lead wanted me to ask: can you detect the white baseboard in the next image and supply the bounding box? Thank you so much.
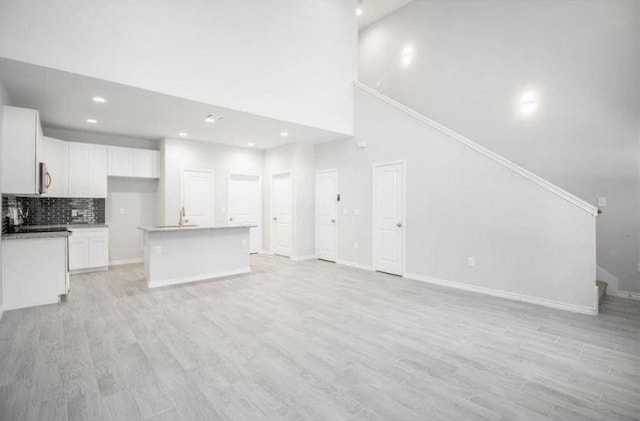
[404,272,598,316]
[291,255,316,262]
[109,258,143,266]
[0,306,3,323]
[336,259,374,272]
[148,267,251,289]
[616,290,640,301]
[70,266,109,275]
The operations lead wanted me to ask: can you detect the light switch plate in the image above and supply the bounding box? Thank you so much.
[467,257,476,267]
[343,208,349,215]
[154,246,162,255]
[354,242,359,250]
[597,197,607,207]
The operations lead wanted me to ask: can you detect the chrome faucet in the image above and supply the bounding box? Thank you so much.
[179,207,189,227]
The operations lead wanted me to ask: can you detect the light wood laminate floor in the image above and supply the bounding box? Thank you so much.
[0,255,639,421]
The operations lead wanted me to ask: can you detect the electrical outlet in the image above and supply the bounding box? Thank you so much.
[71,209,78,217]
[154,246,162,255]
[597,197,607,207]
[354,242,359,250]
[467,257,476,267]
[343,208,349,215]
[119,208,125,215]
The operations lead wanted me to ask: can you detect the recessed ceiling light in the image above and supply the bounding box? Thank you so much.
[280,131,289,137]
[247,142,255,148]
[356,7,363,16]
[204,114,216,123]
[520,92,537,114]
[178,132,188,137]
[86,118,97,124]
[92,96,106,103]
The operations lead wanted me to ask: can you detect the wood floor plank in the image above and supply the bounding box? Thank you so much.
[0,255,638,420]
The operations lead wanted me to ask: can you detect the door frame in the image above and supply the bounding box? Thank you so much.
[181,168,215,225]
[371,160,407,275]
[227,172,263,253]
[270,170,294,257]
[315,168,338,262]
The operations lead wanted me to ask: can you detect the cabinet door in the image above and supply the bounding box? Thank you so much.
[89,235,109,268]
[1,106,40,194]
[42,137,69,197]
[68,142,90,197]
[90,144,107,197]
[133,149,160,178]
[68,236,89,270]
[108,146,134,177]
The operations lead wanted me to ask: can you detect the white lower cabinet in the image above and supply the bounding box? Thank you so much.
[69,228,109,271]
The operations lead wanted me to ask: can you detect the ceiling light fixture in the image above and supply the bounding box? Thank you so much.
[204,114,216,123]
[86,118,97,124]
[178,132,188,137]
[280,131,289,137]
[247,142,255,148]
[92,96,106,103]
[356,7,363,16]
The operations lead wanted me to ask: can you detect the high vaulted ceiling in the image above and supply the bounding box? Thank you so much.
[358,0,413,29]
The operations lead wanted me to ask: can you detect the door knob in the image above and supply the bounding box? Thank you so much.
[273,217,278,221]
[396,222,402,228]
[331,219,336,223]
[229,217,234,222]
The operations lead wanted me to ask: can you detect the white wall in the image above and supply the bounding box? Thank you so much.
[0,0,357,135]
[0,81,11,315]
[160,137,264,228]
[43,127,158,150]
[358,0,640,292]
[315,87,597,312]
[264,143,315,258]
[107,178,158,264]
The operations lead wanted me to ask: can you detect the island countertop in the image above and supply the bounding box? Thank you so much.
[138,224,256,233]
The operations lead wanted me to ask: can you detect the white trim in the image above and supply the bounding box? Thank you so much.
[2,297,60,312]
[70,266,109,275]
[616,290,640,301]
[109,258,143,266]
[148,267,251,289]
[404,272,598,315]
[270,171,293,258]
[291,255,316,262]
[0,306,4,322]
[315,168,339,262]
[355,81,598,217]
[372,160,407,275]
[336,259,375,272]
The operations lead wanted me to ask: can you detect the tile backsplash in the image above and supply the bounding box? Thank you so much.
[2,195,105,233]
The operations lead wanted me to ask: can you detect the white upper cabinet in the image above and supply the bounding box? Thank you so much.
[68,142,107,198]
[107,145,134,177]
[107,145,159,178]
[42,136,69,197]
[1,106,43,195]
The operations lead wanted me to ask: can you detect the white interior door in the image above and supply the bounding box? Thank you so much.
[182,169,214,226]
[373,161,405,275]
[316,169,338,262]
[228,174,262,253]
[271,172,293,257]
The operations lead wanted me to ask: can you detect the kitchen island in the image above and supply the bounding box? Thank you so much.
[138,225,254,288]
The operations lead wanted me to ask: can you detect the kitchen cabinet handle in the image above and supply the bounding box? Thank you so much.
[46,172,52,188]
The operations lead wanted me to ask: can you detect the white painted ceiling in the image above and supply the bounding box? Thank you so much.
[358,0,413,29]
[0,58,345,149]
